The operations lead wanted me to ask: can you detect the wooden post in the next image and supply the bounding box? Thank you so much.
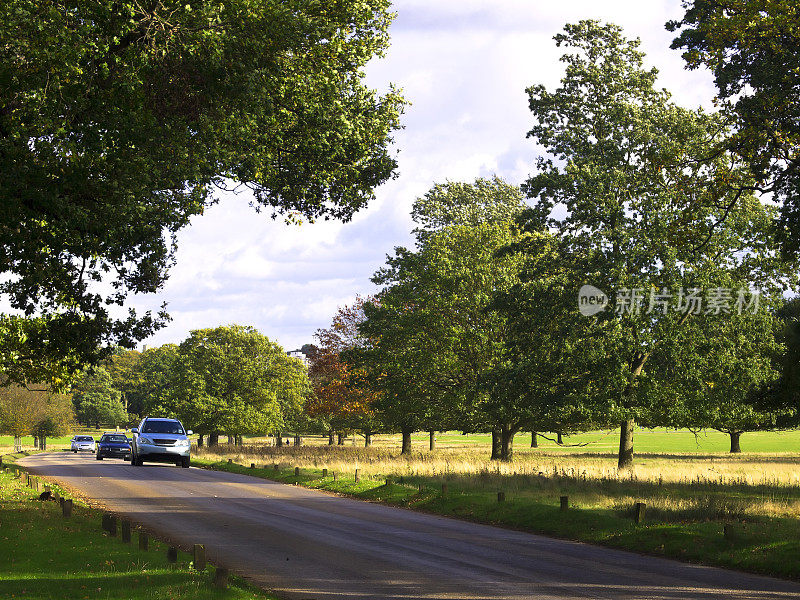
[193,544,206,571]
[294,466,300,476]
[333,472,337,481]
[634,502,646,524]
[167,546,178,563]
[250,463,255,469]
[102,514,117,536]
[139,532,149,551]
[322,468,328,478]
[214,566,229,589]
[273,463,278,470]
[497,491,506,502]
[354,469,360,482]
[560,495,568,511]
[121,520,132,543]
[62,499,73,518]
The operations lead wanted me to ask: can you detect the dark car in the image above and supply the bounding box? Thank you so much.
[96,433,131,460]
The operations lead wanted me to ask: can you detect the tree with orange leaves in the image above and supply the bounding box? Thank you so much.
[306,297,380,445]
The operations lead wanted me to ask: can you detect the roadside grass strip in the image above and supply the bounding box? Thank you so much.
[194,457,800,581]
[0,469,277,600]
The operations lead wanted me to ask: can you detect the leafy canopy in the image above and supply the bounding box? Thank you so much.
[0,0,405,383]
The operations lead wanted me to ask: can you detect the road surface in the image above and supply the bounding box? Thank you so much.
[18,452,800,600]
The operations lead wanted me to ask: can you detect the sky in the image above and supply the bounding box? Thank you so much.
[129,0,717,352]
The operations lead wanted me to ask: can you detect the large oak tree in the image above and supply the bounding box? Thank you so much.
[0,0,404,383]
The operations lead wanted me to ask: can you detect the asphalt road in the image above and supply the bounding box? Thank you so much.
[18,452,800,600]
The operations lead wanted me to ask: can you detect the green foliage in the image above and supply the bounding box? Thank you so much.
[669,0,800,254]
[0,0,405,384]
[357,178,527,453]
[520,20,795,467]
[0,382,74,438]
[70,366,127,427]
[154,325,310,437]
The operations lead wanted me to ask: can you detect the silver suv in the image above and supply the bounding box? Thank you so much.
[130,417,192,468]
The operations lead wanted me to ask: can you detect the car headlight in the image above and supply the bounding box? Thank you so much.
[176,439,190,447]
[138,437,154,445]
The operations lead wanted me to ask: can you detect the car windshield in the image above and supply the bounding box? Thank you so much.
[142,421,184,435]
[101,435,128,443]
[76,436,93,441]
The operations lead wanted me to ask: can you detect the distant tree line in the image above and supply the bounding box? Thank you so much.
[74,325,312,447]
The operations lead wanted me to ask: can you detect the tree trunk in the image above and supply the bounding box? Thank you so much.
[276,434,284,447]
[294,434,301,447]
[337,433,344,445]
[500,425,516,461]
[208,432,219,447]
[364,430,372,447]
[490,429,501,460]
[41,436,47,450]
[328,430,335,445]
[729,431,742,453]
[618,419,634,470]
[556,431,563,445]
[429,430,435,451]
[13,436,21,452]
[401,427,412,454]
[197,434,204,448]
[33,436,39,449]
[531,432,538,448]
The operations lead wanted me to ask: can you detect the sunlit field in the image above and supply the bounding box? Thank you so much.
[192,428,800,522]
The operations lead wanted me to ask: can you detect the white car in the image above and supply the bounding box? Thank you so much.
[70,435,96,453]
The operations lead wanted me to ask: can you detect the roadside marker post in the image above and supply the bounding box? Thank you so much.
[634,502,646,524]
[167,546,178,563]
[214,566,229,589]
[102,514,117,536]
[322,468,328,478]
[139,532,149,551]
[121,520,132,543]
[294,467,300,477]
[355,469,360,483]
[560,496,569,511]
[497,491,506,503]
[193,544,206,571]
[61,499,73,518]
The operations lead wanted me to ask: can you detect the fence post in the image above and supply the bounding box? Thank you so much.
[214,566,229,589]
[294,467,300,477]
[497,491,506,502]
[322,468,328,478]
[354,469,360,483]
[121,520,132,543]
[250,463,255,469]
[560,496,569,511]
[62,499,73,518]
[193,544,206,571]
[167,546,178,563]
[634,502,646,524]
[102,514,117,536]
[139,532,149,551]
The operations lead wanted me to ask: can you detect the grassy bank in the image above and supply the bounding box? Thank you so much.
[0,468,277,600]
[193,450,800,581]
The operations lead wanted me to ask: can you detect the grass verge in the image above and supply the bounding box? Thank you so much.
[0,467,277,600]
[193,456,800,581]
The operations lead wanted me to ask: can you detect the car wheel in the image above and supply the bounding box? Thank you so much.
[73,449,77,453]
[96,454,103,461]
